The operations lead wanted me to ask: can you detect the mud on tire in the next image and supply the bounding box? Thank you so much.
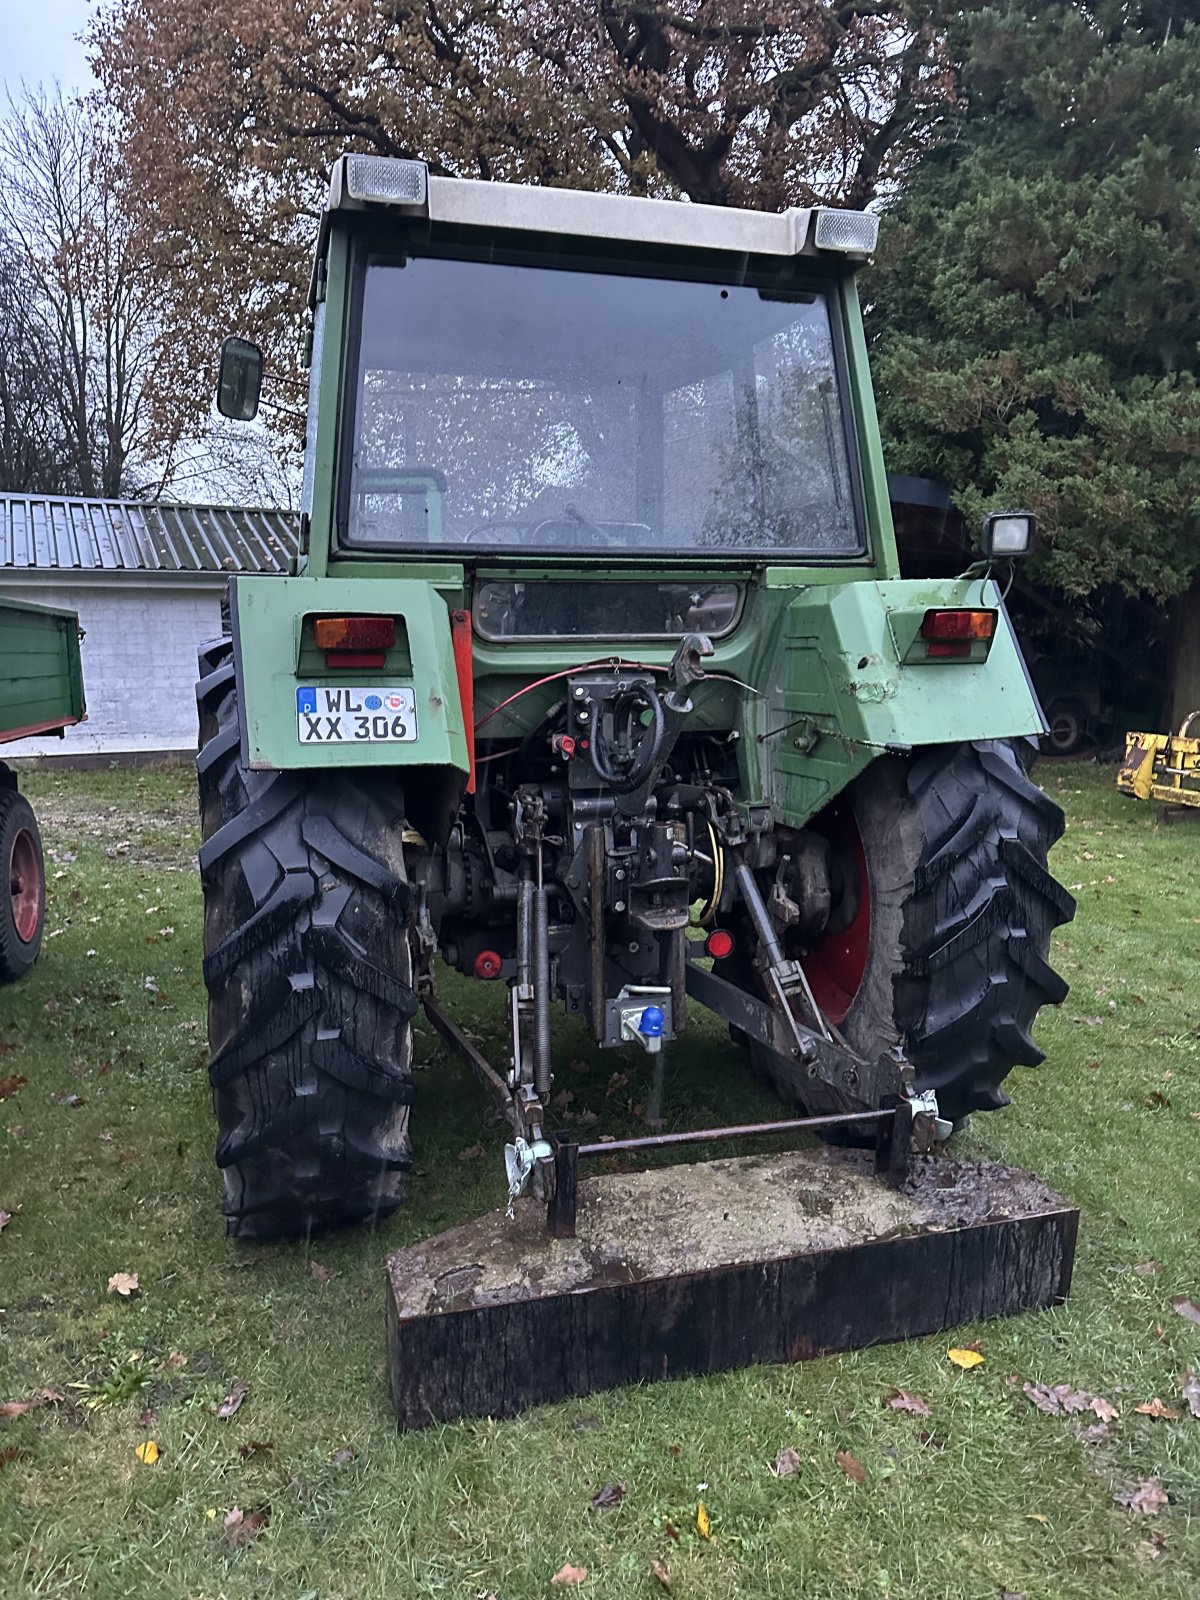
[754,740,1076,1126]
[196,639,417,1238]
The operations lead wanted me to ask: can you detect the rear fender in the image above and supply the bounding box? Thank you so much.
[759,575,1046,827]
[230,575,469,827]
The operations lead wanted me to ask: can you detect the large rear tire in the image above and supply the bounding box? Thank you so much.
[752,741,1075,1125]
[196,640,417,1239]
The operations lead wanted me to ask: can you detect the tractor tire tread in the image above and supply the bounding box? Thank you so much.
[196,636,415,1239]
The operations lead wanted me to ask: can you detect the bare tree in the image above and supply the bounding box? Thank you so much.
[0,89,182,498]
[0,241,65,492]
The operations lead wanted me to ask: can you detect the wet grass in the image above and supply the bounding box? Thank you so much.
[0,761,1197,1598]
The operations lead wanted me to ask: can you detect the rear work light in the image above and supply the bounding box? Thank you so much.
[314,615,397,670]
[920,609,997,660]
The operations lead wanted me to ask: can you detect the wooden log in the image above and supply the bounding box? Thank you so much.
[385,1146,1077,1430]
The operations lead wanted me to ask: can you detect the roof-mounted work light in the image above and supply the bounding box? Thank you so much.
[813,208,880,257]
[344,155,428,207]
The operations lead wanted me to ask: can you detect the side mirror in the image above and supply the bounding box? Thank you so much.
[216,336,263,421]
[981,510,1035,558]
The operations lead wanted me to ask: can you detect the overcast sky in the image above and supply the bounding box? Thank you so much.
[4,0,97,99]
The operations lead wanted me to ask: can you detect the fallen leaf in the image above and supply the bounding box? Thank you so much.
[1134,1398,1179,1421]
[1091,1395,1118,1422]
[136,1409,155,1428]
[665,1443,682,1456]
[650,1557,671,1590]
[1134,1260,1163,1276]
[331,1446,356,1465]
[1022,1382,1092,1416]
[551,1563,588,1585]
[1080,1423,1113,1444]
[1134,1531,1168,1564]
[134,1440,160,1465]
[770,1445,800,1478]
[883,1387,932,1416]
[238,1440,274,1458]
[107,1271,139,1297]
[1025,1513,1050,1525]
[1,1400,40,1423]
[0,1210,12,1233]
[223,1505,270,1547]
[1115,1478,1168,1515]
[696,1501,711,1538]
[835,1449,867,1484]
[458,1142,484,1161]
[0,1446,29,1469]
[52,1092,86,1107]
[1172,1295,1200,1328]
[948,1348,985,1370]
[916,1431,946,1450]
[591,1482,626,1510]
[1142,1091,1170,1109]
[0,1075,26,1099]
[663,1520,680,1542]
[1180,1370,1200,1420]
[1072,1015,1104,1026]
[308,1261,333,1282]
[215,1379,248,1419]
[162,1352,188,1373]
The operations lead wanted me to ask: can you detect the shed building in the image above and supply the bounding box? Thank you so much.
[0,495,298,760]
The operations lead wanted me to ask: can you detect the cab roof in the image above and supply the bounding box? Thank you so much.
[311,154,878,306]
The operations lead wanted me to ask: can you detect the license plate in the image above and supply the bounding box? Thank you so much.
[296,686,418,744]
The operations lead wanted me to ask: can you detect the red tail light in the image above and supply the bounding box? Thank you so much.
[920,609,996,641]
[314,616,396,651]
[705,928,735,960]
[920,609,996,660]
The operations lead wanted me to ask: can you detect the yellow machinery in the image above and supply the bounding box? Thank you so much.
[1118,712,1200,810]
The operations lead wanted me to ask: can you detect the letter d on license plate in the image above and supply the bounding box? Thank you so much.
[296,685,418,744]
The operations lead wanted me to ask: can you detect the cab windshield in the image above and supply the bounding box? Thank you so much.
[343,253,862,556]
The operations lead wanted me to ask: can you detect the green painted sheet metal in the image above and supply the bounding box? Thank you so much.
[754,576,1044,826]
[231,575,469,774]
[0,597,85,743]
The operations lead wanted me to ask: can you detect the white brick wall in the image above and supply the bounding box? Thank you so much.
[0,577,225,757]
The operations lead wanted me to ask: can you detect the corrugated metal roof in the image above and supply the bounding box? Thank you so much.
[0,495,299,575]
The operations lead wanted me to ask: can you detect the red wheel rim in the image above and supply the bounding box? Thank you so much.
[801,799,870,1026]
[9,827,43,944]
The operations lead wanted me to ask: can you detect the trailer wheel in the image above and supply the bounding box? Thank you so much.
[0,791,45,983]
[752,741,1075,1126]
[196,640,416,1239]
[1041,699,1088,757]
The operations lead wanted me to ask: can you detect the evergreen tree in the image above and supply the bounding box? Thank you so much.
[868,1,1200,710]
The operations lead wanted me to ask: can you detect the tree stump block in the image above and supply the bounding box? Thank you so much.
[385,1145,1077,1430]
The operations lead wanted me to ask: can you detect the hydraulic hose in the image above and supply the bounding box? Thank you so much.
[589,684,665,794]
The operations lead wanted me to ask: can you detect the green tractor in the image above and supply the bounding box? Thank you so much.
[201,156,1074,1239]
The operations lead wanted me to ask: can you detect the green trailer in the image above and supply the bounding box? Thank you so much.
[0,596,86,980]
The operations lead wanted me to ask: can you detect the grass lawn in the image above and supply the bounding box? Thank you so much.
[1,759,1198,1599]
